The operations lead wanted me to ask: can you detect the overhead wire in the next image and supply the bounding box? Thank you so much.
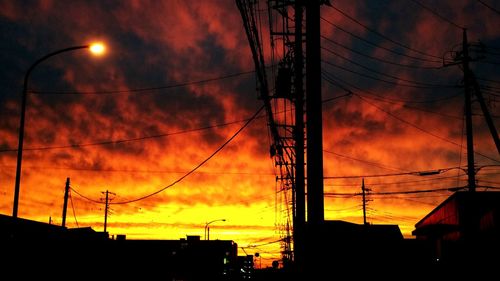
[71,186,102,204]
[322,59,454,89]
[0,164,274,176]
[30,69,256,95]
[328,4,443,59]
[322,69,462,104]
[476,0,500,15]
[324,166,460,179]
[109,104,265,205]
[327,175,467,187]
[320,16,441,64]
[321,45,454,86]
[324,186,465,196]
[240,238,284,249]
[0,114,267,153]
[321,35,444,70]
[354,94,500,163]
[69,189,79,228]
[408,0,464,29]
[71,105,264,205]
[323,149,407,172]
[323,71,457,115]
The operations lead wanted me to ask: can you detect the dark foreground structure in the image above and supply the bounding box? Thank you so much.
[0,214,242,279]
[2,191,499,279]
[255,192,500,279]
[413,191,500,268]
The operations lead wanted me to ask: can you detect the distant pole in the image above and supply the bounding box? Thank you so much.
[101,190,115,233]
[362,178,368,225]
[207,226,210,241]
[462,29,476,192]
[61,177,70,228]
[104,190,109,232]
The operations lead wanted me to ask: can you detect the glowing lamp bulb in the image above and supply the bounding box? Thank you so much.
[89,43,105,55]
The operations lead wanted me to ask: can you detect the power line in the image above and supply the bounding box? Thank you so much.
[322,74,463,119]
[321,36,444,70]
[69,190,79,228]
[31,69,256,95]
[369,186,465,195]
[358,92,463,120]
[324,186,465,196]
[322,92,353,103]
[328,175,467,187]
[321,45,453,86]
[408,0,464,29]
[321,58,459,89]
[320,16,441,64]
[324,166,459,179]
[322,69,462,104]
[71,186,102,204]
[322,59,451,89]
[71,105,264,205]
[0,114,266,153]
[477,77,500,85]
[328,4,443,59]
[1,87,349,155]
[477,0,500,15]
[355,94,500,163]
[0,164,275,176]
[479,60,500,66]
[323,149,407,172]
[110,104,264,205]
[240,238,284,249]
[377,196,444,206]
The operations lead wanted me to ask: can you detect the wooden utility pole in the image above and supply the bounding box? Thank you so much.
[362,178,370,225]
[102,190,115,233]
[445,29,500,191]
[61,177,70,228]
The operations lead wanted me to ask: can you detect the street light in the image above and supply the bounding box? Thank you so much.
[12,42,106,218]
[204,219,226,240]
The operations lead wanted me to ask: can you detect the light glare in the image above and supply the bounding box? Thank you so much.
[89,43,105,55]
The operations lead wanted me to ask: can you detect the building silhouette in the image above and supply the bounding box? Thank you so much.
[412,191,500,269]
[0,214,245,280]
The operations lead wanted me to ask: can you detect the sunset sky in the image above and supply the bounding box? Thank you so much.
[1,0,500,265]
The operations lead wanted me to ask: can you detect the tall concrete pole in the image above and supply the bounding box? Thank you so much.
[306,0,324,224]
[294,0,306,268]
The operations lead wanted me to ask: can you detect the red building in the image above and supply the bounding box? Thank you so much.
[412,191,500,267]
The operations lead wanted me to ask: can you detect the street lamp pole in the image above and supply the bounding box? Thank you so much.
[204,219,225,240]
[12,44,105,218]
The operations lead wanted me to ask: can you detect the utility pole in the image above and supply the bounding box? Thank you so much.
[61,177,70,228]
[462,29,476,192]
[445,29,500,192]
[101,190,115,233]
[361,178,370,225]
[294,0,306,270]
[443,29,500,192]
[306,0,325,226]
